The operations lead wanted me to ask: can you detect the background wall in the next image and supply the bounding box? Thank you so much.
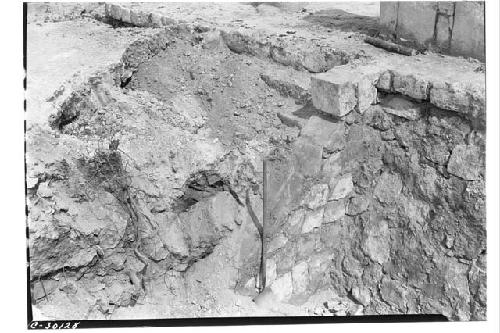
[380,1,485,61]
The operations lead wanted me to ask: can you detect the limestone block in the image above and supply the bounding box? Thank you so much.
[377,70,393,91]
[149,13,162,27]
[357,72,379,113]
[430,81,485,120]
[120,7,131,24]
[392,72,430,100]
[311,72,357,117]
[109,4,122,20]
[130,10,149,27]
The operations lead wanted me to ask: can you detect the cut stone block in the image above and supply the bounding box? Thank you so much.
[357,74,379,113]
[109,4,122,20]
[311,72,357,117]
[120,7,131,24]
[149,13,162,27]
[430,81,485,121]
[392,72,430,100]
[311,67,378,116]
[130,10,149,27]
[377,70,393,91]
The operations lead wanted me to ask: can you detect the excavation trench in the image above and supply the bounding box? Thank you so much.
[30,27,313,318]
[29,26,485,320]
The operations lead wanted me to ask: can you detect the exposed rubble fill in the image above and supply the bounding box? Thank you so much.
[27,3,485,322]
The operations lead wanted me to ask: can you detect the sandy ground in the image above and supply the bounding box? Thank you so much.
[26,17,157,128]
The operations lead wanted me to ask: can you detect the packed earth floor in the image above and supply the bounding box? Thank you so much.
[26,2,485,321]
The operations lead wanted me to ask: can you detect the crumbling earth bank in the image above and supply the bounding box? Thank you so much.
[28,26,301,319]
[28,3,485,321]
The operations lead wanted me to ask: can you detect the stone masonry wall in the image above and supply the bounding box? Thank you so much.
[262,60,485,320]
[380,2,485,61]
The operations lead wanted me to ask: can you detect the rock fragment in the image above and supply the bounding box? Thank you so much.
[447,144,483,180]
[301,208,324,233]
[328,173,353,201]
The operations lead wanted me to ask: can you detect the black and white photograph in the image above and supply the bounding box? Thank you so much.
[14,0,499,330]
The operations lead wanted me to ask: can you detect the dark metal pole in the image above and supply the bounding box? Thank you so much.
[260,158,268,292]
